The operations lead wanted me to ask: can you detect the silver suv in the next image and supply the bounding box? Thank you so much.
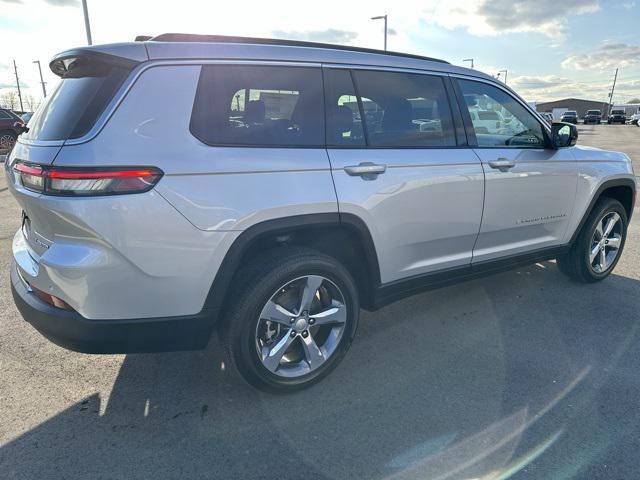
[7,35,637,392]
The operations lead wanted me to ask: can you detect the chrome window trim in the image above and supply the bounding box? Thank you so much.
[21,59,323,148]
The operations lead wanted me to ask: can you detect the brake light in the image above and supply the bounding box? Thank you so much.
[13,162,163,196]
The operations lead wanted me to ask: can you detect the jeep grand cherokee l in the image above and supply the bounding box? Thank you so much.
[7,34,637,392]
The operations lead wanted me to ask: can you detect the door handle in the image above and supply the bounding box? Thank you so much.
[344,162,387,179]
[488,158,516,172]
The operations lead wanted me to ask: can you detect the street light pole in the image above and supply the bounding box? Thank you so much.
[371,15,388,50]
[81,0,93,45]
[463,58,474,69]
[33,60,47,98]
[13,60,24,112]
[498,69,508,84]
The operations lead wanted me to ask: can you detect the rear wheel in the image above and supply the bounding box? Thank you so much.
[220,247,359,392]
[557,198,628,283]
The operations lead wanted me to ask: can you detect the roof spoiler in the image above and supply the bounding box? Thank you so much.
[49,49,140,78]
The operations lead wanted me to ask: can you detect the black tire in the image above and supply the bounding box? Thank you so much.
[219,247,359,393]
[557,197,628,283]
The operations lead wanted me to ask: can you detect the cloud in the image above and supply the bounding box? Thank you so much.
[272,28,358,44]
[506,73,640,103]
[43,0,78,5]
[511,75,572,89]
[423,0,600,37]
[562,43,640,70]
[0,0,78,4]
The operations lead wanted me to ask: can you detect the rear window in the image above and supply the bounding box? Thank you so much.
[22,60,130,142]
[190,65,324,147]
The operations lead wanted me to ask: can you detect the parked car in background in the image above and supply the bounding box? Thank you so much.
[607,109,626,124]
[540,112,553,124]
[0,108,26,151]
[631,112,640,126]
[560,110,578,124]
[584,110,602,124]
[6,35,637,392]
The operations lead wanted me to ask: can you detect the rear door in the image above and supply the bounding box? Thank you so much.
[324,67,484,283]
[453,77,577,263]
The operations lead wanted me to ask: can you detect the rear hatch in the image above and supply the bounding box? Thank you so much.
[7,45,146,257]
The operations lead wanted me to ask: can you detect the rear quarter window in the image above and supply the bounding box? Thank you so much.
[21,62,130,142]
[190,65,325,147]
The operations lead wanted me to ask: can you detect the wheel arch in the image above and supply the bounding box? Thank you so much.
[570,178,636,245]
[203,213,381,317]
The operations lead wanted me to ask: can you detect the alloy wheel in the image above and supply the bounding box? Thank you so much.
[0,133,16,151]
[589,211,623,274]
[255,275,347,378]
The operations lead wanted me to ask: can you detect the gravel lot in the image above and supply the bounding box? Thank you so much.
[1,125,639,480]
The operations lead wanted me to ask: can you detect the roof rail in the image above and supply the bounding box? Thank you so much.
[148,33,449,65]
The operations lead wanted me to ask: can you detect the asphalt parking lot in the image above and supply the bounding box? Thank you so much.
[1,125,639,480]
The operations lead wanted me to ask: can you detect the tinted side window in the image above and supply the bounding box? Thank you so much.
[323,69,365,147]
[191,65,324,147]
[458,79,546,148]
[351,70,456,147]
[0,110,11,119]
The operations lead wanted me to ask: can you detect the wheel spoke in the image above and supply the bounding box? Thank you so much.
[301,332,325,370]
[261,300,295,326]
[311,303,346,326]
[297,276,324,314]
[595,221,604,240]
[599,248,607,272]
[261,329,296,372]
[607,235,621,249]
[589,243,600,264]
[603,213,620,237]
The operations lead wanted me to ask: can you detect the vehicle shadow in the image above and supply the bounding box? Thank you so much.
[2,261,640,480]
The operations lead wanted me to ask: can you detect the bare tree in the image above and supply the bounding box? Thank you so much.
[23,94,40,112]
[0,90,18,110]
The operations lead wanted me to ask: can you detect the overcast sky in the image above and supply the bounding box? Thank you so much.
[1,0,639,109]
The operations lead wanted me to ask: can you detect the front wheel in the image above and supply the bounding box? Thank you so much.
[557,198,628,283]
[220,247,359,392]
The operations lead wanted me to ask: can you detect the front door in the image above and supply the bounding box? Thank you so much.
[454,78,578,263]
[324,67,485,284]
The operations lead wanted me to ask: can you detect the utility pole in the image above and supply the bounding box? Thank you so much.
[33,60,47,98]
[13,60,24,112]
[371,15,388,50]
[81,0,93,45]
[463,58,474,68]
[607,67,618,117]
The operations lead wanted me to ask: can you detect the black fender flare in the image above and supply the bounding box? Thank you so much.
[202,212,381,318]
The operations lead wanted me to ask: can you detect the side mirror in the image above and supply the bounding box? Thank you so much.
[13,121,28,135]
[551,121,577,148]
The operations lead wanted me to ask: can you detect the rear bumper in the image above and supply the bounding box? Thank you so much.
[10,262,215,353]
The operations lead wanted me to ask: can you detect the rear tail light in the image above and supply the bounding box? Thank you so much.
[13,162,163,196]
